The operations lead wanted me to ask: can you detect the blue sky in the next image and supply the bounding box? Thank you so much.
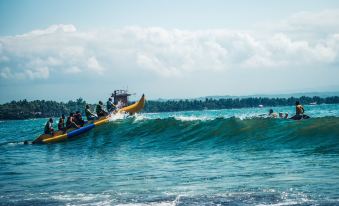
[1,0,339,103]
[1,0,339,35]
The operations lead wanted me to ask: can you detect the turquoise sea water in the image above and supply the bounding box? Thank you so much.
[1,104,339,205]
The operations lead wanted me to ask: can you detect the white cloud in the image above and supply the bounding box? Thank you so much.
[65,66,81,74]
[257,9,339,36]
[0,66,50,79]
[287,9,339,31]
[0,10,339,81]
[87,56,104,73]
[25,67,49,79]
[0,67,11,79]
[17,24,77,37]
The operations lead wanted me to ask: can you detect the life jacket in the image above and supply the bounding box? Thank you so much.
[74,114,84,126]
[96,105,101,114]
[58,118,64,130]
[106,101,112,111]
[66,116,72,127]
[85,109,92,118]
[44,121,52,133]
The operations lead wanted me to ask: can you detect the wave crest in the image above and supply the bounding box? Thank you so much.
[103,116,339,153]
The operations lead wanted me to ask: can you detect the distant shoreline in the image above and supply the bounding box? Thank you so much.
[1,96,339,120]
[143,96,339,113]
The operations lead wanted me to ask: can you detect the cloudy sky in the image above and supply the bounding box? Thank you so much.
[0,0,339,103]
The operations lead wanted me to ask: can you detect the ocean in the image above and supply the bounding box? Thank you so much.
[0,104,339,205]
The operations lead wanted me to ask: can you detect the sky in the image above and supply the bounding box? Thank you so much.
[0,0,339,103]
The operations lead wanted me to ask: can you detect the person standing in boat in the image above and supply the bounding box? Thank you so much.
[66,113,80,129]
[106,98,116,113]
[44,118,54,135]
[96,101,108,117]
[58,114,66,132]
[85,105,97,120]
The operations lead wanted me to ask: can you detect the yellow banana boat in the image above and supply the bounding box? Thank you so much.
[33,94,145,144]
[119,94,145,114]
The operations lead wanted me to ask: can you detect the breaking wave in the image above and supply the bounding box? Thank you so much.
[100,115,339,154]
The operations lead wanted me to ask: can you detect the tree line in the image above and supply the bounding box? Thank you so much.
[1,96,339,120]
[143,96,339,112]
[0,98,87,120]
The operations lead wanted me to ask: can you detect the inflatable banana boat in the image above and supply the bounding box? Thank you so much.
[33,94,145,144]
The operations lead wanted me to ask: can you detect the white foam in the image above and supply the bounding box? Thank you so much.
[6,142,23,146]
[173,115,212,121]
[133,113,150,122]
[235,112,263,120]
[108,112,128,121]
[51,193,113,205]
[256,200,309,206]
[116,202,175,206]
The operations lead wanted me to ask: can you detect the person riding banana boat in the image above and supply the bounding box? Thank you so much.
[85,105,97,121]
[96,101,108,118]
[106,98,116,113]
[35,94,145,144]
[74,111,85,127]
[58,114,66,132]
[42,102,113,136]
[44,118,54,135]
[66,112,80,129]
